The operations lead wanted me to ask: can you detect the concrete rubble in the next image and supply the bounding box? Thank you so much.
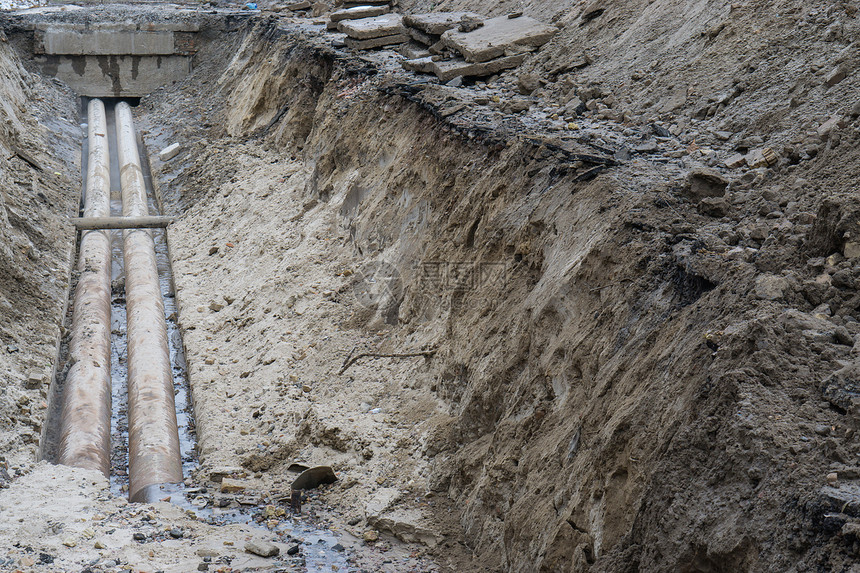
[396,11,557,82]
[440,14,558,62]
[337,13,406,49]
[326,2,393,30]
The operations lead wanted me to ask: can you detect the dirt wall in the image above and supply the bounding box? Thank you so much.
[133,18,860,572]
[0,37,80,470]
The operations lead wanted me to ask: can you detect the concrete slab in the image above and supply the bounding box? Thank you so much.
[338,13,404,40]
[330,5,389,23]
[35,29,175,56]
[398,41,431,60]
[401,56,435,73]
[344,33,407,50]
[441,15,557,63]
[32,54,192,97]
[408,26,436,46]
[403,12,484,35]
[431,53,526,82]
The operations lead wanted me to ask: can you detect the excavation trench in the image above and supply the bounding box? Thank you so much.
[48,93,352,570]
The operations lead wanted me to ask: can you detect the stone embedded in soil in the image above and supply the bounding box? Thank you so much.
[245,540,280,557]
[220,477,248,493]
[686,168,729,199]
[440,15,557,63]
[755,274,789,301]
[287,544,301,555]
[338,13,404,40]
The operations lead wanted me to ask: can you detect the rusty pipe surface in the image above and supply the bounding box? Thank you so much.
[115,101,182,502]
[57,98,112,476]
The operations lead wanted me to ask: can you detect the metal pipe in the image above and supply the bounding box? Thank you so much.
[57,98,112,476]
[115,101,182,503]
[71,216,175,230]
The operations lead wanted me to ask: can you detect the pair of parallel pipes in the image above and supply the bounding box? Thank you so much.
[56,99,182,503]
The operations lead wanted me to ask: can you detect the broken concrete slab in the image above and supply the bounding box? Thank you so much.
[440,15,557,63]
[330,4,389,23]
[430,53,526,82]
[344,33,408,50]
[398,41,430,60]
[339,13,404,39]
[408,26,436,46]
[402,56,435,74]
[403,12,484,35]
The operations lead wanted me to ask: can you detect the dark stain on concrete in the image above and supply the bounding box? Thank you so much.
[131,56,140,81]
[96,55,122,96]
[70,56,87,77]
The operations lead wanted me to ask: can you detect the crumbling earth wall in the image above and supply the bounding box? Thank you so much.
[0,38,79,471]
[139,17,860,573]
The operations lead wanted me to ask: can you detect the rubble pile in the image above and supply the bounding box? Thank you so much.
[399,13,558,83]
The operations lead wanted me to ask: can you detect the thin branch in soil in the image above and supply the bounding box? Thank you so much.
[339,349,437,375]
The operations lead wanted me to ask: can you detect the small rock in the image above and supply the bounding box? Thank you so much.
[724,153,746,169]
[38,553,54,564]
[62,537,77,547]
[814,424,831,436]
[755,274,790,301]
[332,543,345,551]
[817,115,845,139]
[209,302,224,312]
[827,472,838,485]
[245,540,280,558]
[824,66,847,87]
[94,540,106,549]
[517,73,540,95]
[363,530,379,542]
[159,143,181,162]
[262,505,286,518]
[287,544,301,555]
[348,516,362,526]
[169,528,184,539]
[686,168,729,199]
[220,478,248,493]
[132,532,146,541]
[698,197,730,217]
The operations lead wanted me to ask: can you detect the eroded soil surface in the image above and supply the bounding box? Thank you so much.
[1,1,860,572]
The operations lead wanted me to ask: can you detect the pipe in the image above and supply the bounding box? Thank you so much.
[57,99,112,476]
[115,101,182,503]
[71,216,175,230]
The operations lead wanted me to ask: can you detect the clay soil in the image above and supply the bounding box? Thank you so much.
[1,1,860,572]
